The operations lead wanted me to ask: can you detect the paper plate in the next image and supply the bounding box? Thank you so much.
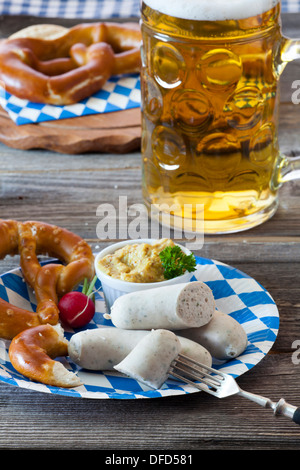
[0,256,279,399]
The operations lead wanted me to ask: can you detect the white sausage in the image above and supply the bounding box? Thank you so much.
[176,309,248,360]
[109,281,215,330]
[68,326,212,370]
[114,329,181,389]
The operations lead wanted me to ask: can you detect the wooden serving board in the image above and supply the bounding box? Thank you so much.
[0,106,141,154]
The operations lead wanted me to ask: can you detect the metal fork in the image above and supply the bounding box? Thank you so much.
[169,354,300,425]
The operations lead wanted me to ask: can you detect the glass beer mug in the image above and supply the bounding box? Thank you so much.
[140,0,300,234]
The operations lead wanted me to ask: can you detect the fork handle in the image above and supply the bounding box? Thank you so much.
[292,407,300,425]
[239,390,300,425]
[274,398,300,425]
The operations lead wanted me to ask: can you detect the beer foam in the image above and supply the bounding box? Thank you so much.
[143,0,280,21]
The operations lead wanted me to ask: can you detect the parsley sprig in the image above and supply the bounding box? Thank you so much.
[159,246,197,280]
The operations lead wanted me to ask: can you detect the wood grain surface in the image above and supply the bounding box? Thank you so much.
[0,13,299,454]
[0,106,141,154]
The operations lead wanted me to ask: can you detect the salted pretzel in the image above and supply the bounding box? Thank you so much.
[9,324,82,388]
[17,220,95,296]
[0,219,94,339]
[0,22,142,105]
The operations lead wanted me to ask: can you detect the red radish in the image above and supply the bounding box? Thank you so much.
[58,276,97,328]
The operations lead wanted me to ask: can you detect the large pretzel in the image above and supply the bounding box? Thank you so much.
[0,219,94,339]
[9,324,82,388]
[0,22,141,105]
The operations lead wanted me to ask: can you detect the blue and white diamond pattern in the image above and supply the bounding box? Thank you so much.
[0,74,141,125]
[0,255,279,399]
[0,1,297,18]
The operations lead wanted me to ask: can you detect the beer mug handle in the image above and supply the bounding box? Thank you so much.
[273,154,300,190]
[281,37,300,65]
[272,37,300,190]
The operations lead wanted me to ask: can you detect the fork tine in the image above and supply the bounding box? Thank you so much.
[172,356,222,387]
[176,354,225,378]
[170,363,219,392]
[170,369,216,394]
[169,354,224,395]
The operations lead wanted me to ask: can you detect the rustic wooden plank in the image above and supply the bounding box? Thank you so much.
[0,107,141,154]
[1,166,299,238]
[0,148,141,174]
[280,13,300,103]
[0,353,299,450]
[0,15,138,40]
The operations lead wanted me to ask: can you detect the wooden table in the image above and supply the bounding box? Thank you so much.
[0,13,300,454]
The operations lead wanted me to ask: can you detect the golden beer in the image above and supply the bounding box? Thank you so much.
[140,0,283,233]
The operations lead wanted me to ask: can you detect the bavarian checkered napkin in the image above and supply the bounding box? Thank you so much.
[0,0,141,18]
[0,74,141,125]
[0,0,297,17]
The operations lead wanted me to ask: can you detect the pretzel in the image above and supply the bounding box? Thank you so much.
[0,219,94,339]
[0,298,42,340]
[17,220,95,296]
[9,324,82,387]
[33,264,64,323]
[0,22,141,105]
[9,24,69,40]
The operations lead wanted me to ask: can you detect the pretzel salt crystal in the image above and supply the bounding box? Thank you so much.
[0,219,95,339]
[0,22,142,105]
[9,324,82,387]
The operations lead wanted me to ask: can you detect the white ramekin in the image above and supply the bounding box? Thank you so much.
[94,239,194,312]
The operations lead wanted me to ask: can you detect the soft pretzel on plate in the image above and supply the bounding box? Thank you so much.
[0,22,142,105]
[0,219,94,339]
[9,324,82,388]
[0,219,94,387]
